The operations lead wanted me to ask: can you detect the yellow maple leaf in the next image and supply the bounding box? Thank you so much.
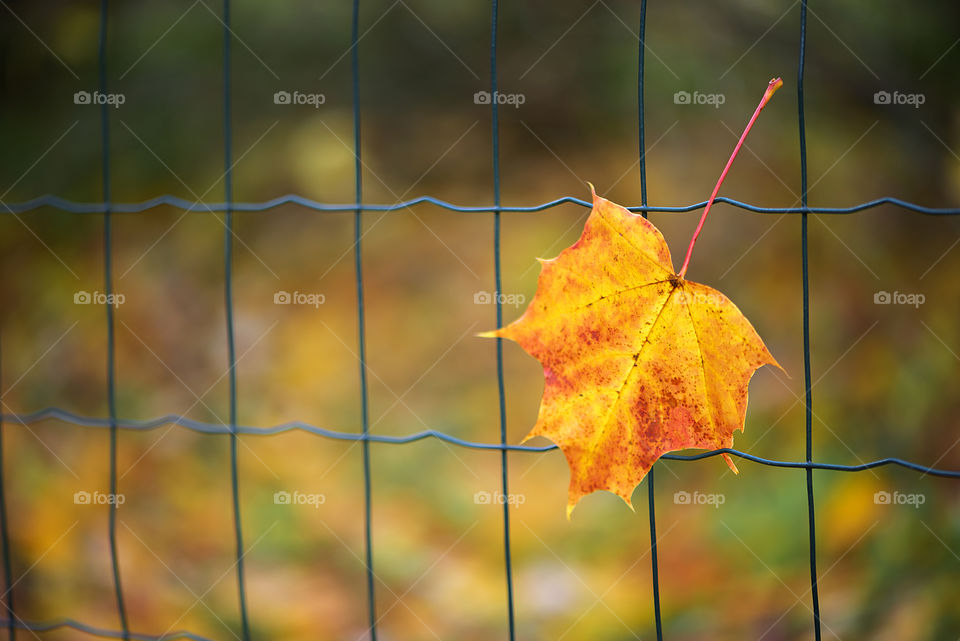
[485,189,781,516]
[483,78,785,516]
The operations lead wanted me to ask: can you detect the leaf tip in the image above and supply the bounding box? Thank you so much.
[722,453,740,475]
[586,181,602,205]
[769,355,789,378]
[476,329,501,339]
[759,348,788,378]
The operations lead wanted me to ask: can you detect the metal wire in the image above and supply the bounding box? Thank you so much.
[797,2,822,638]
[222,1,252,638]
[98,1,129,637]
[3,409,959,477]
[351,2,379,638]
[488,1,517,639]
[0,618,215,641]
[5,194,959,215]
[636,2,664,639]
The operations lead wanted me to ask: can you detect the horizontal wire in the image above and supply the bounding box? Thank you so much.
[3,194,960,215]
[5,408,960,477]
[0,618,213,641]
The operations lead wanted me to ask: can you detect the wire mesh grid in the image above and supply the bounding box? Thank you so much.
[1,0,959,640]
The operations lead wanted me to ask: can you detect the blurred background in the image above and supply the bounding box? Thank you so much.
[1,0,959,639]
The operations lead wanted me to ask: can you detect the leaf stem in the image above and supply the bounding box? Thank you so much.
[677,77,783,279]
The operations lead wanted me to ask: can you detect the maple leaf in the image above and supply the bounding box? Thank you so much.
[482,78,784,516]
[485,189,781,515]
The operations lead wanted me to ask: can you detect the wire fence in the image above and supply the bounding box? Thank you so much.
[1,0,959,640]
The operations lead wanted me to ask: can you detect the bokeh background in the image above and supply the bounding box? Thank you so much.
[1,0,959,639]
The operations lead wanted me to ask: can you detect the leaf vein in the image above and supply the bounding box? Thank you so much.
[578,286,679,479]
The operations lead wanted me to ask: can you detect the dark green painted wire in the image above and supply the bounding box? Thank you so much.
[489,1,517,639]
[98,0,130,637]
[6,409,960,476]
[637,1,663,640]
[351,1,378,638]
[797,1,822,639]
[222,1,252,638]
[6,195,958,216]
[0,617,212,641]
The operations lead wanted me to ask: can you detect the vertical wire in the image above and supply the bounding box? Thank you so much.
[490,1,516,639]
[0,334,13,640]
[351,1,377,638]
[637,0,649,212]
[98,2,129,637]
[797,1,822,639]
[637,2,663,639]
[222,2,251,639]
